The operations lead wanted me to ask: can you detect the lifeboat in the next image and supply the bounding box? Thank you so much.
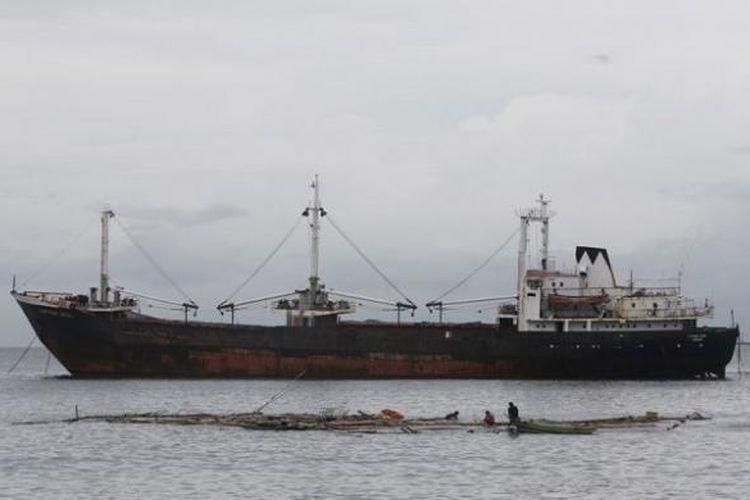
[548,293,609,307]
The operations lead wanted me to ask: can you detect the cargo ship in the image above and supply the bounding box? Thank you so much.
[12,179,738,378]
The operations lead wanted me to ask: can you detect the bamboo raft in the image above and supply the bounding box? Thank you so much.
[15,410,708,434]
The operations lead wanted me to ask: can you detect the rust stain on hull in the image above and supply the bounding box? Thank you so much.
[187,350,515,378]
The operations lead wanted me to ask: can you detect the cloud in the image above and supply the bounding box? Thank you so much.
[2,1,750,345]
[457,93,635,159]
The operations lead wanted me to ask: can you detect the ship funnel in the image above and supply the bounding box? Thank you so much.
[575,246,616,288]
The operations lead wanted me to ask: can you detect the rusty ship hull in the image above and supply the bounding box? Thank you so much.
[17,298,738,379]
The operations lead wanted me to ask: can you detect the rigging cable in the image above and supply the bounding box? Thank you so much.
[219,216,304,307]
[113,216,197,307]
[18,219,97,289]
[44,351,52,376]
[428,227,520,304]
[253,368,307,413]
[324,214,416,308]
[6,336,36,375]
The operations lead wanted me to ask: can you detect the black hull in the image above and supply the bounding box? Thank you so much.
[18,300,738,379]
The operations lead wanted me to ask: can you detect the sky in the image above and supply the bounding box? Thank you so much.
[1,1,749,346]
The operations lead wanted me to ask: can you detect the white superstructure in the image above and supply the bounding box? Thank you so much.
[510,196,713,333]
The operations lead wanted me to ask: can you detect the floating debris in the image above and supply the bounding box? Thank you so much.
[564,411,707,428]
[13,410,709,434]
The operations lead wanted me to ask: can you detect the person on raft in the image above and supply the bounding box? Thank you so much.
[483,410,496,426]
[507,402,519,423]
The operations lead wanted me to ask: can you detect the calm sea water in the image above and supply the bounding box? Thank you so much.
[1,346,749,499]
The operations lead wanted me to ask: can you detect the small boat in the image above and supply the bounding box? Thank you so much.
[547,292,610,307]
[510,419,597,435]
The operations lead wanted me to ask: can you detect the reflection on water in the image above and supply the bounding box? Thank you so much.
[2,347,750,499]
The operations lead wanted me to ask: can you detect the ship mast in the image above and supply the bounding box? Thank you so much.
[308,174,323,300]
[517,210,529,314]
[516,195,553,329]
[220,175,412,326]
[100,210,115,303]
[289,173,342,324]
[539,195,551,270]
